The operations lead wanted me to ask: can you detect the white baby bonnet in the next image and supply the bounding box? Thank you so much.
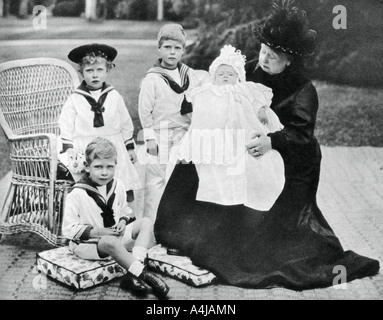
[209,45,247,83]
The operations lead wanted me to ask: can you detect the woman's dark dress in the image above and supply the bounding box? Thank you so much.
[154,60,380,290]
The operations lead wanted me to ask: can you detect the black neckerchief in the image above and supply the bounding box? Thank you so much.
[147,60,193,115]
[75,81,114,128]
[147,59,190,93]
[73,173,117,228]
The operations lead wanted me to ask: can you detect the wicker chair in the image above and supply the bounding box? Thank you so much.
[0,58,80,246]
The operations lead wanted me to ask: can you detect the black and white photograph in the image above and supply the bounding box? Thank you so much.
[0,0,382,305]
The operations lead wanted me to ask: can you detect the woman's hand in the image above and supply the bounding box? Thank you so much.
[246,131,272,158]
[146,139,159,156]
[258,106,269,125]
[127,149,138,164]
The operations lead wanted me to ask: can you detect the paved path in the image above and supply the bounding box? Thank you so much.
[0,146,382,300]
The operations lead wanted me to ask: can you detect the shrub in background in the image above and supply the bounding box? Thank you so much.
[52,0,84,17]
[113,0,156,20]
[28,0,55,9]
[114,0,129,19]
[164,0,196,21]
[184,0,383,88]
[105,0,119,19]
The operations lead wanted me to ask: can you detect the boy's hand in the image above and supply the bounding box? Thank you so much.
[115,220,127,235]
[127,149,137,164]
[146,139,159,156]
[89,227,120,238]
[258,106,268,125]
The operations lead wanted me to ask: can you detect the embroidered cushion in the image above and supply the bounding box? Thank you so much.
[36,246,125,290]
[147,245,217,287]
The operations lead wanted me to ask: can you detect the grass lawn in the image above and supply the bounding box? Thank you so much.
[0,16,382,179]
[315,81,383,147]
[0,40,159,178]
[0,16,199,41]
[0,41,158,126]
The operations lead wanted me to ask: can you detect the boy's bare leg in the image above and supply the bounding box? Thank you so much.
[98,235,137,269]
[143,163,167,222]
[131,217,155,248]
[98,235,152,294]
[126,219,170,297]
[99,231,169,297]
[125,217,156,263]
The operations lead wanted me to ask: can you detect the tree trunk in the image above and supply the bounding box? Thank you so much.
[157,0,164,21]
[85,0,97,21]
[0,0,3,17]
[18,0,28,18]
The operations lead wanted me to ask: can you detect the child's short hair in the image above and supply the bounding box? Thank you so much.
[157,23,186,48]
[78,53,114,74]
[85,137,118,165]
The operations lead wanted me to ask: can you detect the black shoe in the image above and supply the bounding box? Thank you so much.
[139,269,170,298]
[120,272,151,295]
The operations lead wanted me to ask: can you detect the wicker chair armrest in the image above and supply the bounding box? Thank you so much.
[8,133,59,181]
[8,132,57,143]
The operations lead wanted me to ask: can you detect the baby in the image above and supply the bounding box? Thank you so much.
[178,45,285,211]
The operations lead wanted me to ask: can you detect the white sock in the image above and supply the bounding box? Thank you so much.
[128,260,144,277]
[132,246,148,263]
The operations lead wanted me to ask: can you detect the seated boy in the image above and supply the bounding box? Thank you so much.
[62,137,169,297]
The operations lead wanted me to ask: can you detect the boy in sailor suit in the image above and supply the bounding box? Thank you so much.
[138,24,210,222]
[62,137,169,297]
[59,43,141,202]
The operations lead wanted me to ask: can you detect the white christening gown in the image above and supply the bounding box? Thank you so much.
[178,82,285,211]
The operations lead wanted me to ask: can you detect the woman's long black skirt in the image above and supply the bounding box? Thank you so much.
[154,161,379,290]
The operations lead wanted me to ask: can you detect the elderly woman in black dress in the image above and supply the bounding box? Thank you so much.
[154,1,379,289]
